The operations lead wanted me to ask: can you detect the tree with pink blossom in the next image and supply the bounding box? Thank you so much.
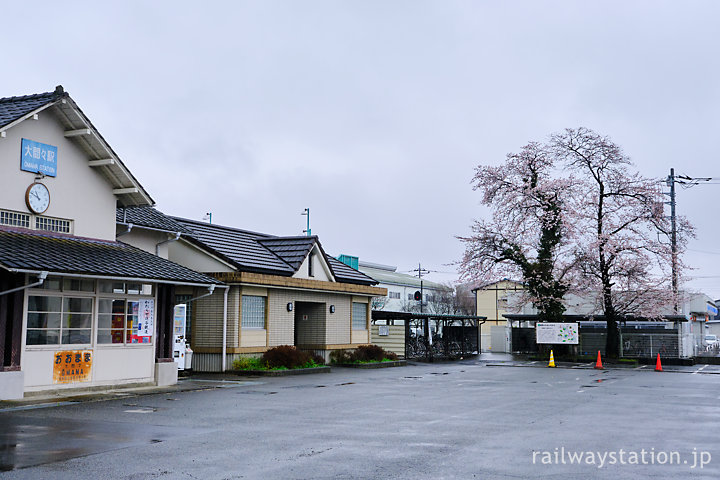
[458,142,579,322]
[552,127,693,357]
[460,128,693,358]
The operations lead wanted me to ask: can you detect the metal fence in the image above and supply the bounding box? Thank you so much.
[620,333,679,358]
[405,318,479,361]
[511,327,681,358]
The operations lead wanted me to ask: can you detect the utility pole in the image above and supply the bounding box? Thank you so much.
[301,208,311,236]
[667,168,678,313]
[411,263,430,313]
[204,212,213,224]
[665,169,712,313]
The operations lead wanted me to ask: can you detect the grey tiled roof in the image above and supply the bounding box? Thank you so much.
[0,227,219,285]
[173,217,377,285]
[327,256,379,285]
[0,89,59,128]
[258,237,317,270]
[173,218,295,276]
[116,206,193,234]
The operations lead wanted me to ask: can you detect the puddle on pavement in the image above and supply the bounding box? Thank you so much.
[0,415,194,471]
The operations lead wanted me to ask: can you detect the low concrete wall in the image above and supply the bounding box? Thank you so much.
[0,371,24,400]
[155,362,178,386]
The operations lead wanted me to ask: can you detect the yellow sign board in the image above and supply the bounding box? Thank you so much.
[53,350,93,384]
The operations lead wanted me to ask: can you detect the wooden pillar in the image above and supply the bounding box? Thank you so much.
[155,284,176,362]
[0,272,24,371]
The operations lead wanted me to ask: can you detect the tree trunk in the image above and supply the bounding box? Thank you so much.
[605,316,620,359]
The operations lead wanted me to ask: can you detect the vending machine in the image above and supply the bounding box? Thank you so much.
[173,304,187,371]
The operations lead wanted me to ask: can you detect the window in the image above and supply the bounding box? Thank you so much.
[99,281,152,296]
[408,293,414,301]
[0,209,30,228]
[63,278,95,292]
[389,292,401,299]
[352,302,367,330]
[97,299,139,344]
[35,216,72,234]
[242,296,266,328]
[0,208,72,233]
[308,252,315,277]
[27,295,92,345]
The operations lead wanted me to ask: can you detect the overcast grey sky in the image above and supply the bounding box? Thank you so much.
[4,1,720,296]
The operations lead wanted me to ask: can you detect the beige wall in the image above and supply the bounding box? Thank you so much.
[0,111,117,240]
[371,325,405,357]
[192,281,375,352]
[168,240,235,273]
[119,228,170,257]
[476,280,525,321]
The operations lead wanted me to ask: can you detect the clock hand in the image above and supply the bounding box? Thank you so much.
[32,191,41,201]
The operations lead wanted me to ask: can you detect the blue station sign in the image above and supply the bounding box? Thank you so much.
[20,138,58,177]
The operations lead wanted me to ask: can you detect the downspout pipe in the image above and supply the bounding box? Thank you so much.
[222,285,229,372]
[117,223,134,237]
[0,271,48,297]
[174,283,217,306]
[173,284,229,372]
[156,232,182,255]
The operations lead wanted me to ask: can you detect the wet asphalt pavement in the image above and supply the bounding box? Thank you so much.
[1,360,719,479]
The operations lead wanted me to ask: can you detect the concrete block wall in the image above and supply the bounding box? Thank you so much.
[193,287,239,349]
[268,289,354,346]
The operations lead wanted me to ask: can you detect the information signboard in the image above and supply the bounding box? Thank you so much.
[536,322,579,344]
[135,299,154,343]
[20,138,58,177]
[53,350,92,384]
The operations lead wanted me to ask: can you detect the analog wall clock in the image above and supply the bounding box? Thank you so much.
[25,182,50,214]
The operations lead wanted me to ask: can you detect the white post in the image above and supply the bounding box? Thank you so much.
[222,286,229,372]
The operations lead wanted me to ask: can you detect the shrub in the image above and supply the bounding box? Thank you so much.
[352,345,387,362]
[262,345,312,369]
[330,345,399,364]
[310,353,326,366]
[329,349,353,364]
[232,356,265,371]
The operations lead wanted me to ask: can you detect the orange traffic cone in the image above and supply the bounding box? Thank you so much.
[655,353,663,372]
[548,350,556,368]
[594,350,603,369]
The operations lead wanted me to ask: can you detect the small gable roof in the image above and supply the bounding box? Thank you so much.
[0,85,153,207]
[258,236,320,271]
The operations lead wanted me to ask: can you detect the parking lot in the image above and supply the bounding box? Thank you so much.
[1,360,719,479]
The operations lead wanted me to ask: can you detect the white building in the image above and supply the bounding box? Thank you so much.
[351,260,445,313]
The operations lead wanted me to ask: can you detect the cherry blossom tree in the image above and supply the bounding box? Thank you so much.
[551,127,694,357]
[458,142,578,322]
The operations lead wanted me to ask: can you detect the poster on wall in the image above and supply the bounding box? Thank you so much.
[53,350,92,384]
[134,299,154,343]
[536,322,579,344]
[20,138,58,177]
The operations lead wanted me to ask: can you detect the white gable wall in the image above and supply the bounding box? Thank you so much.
[294,245,333,281]
[0,110,117,240]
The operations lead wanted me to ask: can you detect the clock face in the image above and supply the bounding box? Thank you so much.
[26,182,50,214]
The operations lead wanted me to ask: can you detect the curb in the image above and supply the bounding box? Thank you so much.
[229,366,331,376]
[335,360,407,369]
